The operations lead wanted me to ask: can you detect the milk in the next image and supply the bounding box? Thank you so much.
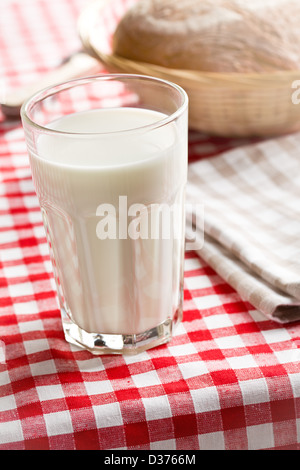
[29,107,187,335]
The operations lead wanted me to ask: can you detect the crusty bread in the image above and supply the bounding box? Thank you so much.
[112,0,300,73]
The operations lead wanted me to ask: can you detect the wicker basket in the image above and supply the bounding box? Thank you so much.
[78,0,300,137]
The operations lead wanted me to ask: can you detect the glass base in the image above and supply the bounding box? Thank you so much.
[61,308,179,355]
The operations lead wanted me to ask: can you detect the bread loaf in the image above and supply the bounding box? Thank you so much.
[112,0,300,73]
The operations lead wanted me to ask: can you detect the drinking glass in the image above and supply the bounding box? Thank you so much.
[21,74,188,354]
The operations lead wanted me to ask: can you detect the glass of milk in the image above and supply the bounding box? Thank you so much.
[21,74,188,355]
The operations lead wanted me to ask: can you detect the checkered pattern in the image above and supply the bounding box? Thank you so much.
[0,0,299,450]
[186,133,300,324]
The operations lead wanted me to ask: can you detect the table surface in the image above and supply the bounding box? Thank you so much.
[0,0,299,451]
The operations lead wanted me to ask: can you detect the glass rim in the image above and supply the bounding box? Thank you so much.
[20,73,188,137]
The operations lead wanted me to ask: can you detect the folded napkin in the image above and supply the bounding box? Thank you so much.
[186,132,300,323]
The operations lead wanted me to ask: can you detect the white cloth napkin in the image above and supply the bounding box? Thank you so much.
[186,133,300,323]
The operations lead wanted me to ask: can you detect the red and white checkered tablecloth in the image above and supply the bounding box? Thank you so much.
[0,0,299,451]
